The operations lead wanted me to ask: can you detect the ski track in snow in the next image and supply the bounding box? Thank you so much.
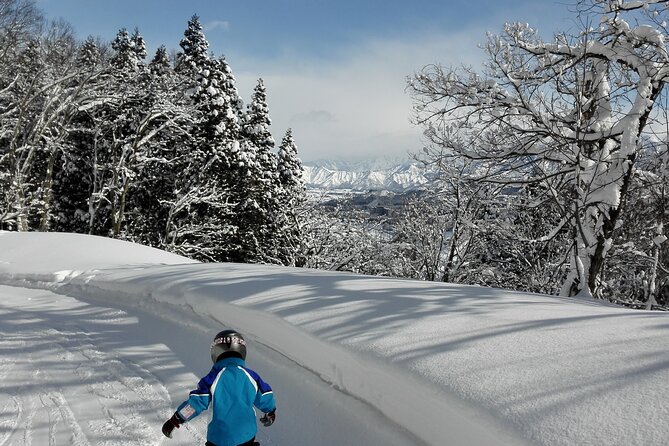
[0,396,21,446]
[0,284,421,446]
[0,289,206,446]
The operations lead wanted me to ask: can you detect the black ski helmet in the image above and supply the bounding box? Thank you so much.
[210,329,247,363]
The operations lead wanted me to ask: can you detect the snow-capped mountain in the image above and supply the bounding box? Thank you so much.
[302,160,434,192]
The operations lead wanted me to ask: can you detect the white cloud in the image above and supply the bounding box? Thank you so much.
[205,20,230,31]
[232,29,487,162]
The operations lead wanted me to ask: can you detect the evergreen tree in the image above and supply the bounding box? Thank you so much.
[110,28,140,73]
[149,45,171,76]
[225,78,284,262]
[275,128,306,265]
[77,36,103,69]
[176,15,208,75]
[164,16,241,261]
[127,58,194,249]
[277,129,304,201]
[243,78,275,175]
[243,79,274,150]
[195,57,241,143]
[130,27,146,61]
[227,139,264,262]
[219,56,245,130]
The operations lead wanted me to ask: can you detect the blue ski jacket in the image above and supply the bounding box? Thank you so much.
[175,356,276,446]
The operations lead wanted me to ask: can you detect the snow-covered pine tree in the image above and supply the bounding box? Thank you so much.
[149,45,171,76]
[201,56,242,142]
[175,15,209,75]
[77,36,103,69]
[226,139,265,262]
[275,128,307,265]
[216,55,245,139]
[130,28,146,62]
[110,28,139,72]
[244,78,278,204]
[277,129,305,207]
[162,16,240,261]
[243,78,275,153]
[223,78,285,263]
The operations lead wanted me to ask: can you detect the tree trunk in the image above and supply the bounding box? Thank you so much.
[38,147,57,231]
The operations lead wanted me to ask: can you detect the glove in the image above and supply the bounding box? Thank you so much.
[260,410,276,427]
[162,413,184,438]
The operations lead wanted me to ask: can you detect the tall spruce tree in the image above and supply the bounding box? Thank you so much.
[228,77,284,262]
[243,79,273,147]
[163,15,239,261]
[276,128,306,265]
[217,56,245,138]
[130,28,146,62]
[149,45,171,76]
[176,15,208,74]
[243,78,276,174]
[77,36,103,68]
[110,28,139,72]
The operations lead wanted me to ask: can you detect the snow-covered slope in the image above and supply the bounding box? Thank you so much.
[0,231,196,274]
[1,232,668,445]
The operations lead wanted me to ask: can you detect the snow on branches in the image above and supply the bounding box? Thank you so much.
[409,0,669,299]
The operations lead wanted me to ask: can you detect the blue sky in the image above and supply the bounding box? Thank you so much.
[37,0,576,162]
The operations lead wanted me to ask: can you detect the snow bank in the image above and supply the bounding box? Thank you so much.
[0,231,196,275]
[2,232,668,446]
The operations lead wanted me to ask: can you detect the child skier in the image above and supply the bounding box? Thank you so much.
[162,329,277,446]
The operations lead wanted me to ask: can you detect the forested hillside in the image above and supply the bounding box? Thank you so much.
[0,6,306,265]
[1,0,667,309]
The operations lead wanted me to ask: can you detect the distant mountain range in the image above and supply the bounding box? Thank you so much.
[302,159,436,192]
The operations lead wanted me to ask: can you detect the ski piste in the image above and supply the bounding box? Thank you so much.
[2,232,668,445]
[0,282,420,446]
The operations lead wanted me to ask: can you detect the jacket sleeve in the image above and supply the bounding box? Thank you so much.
[176,366,220,422]
[244,367,276,413]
